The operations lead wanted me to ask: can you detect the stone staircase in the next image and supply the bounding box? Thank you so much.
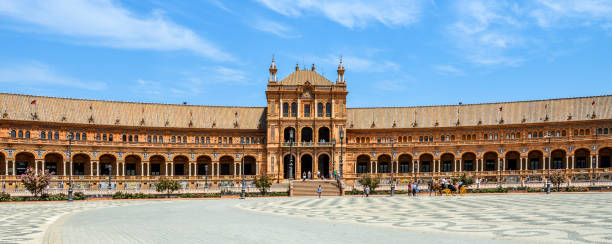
[291,180,342,197]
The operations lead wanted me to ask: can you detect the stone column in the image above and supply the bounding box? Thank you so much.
[571,156,575,169]
[370,161,373,174]
[375,161,378,174]
[35,160,39,174]
[12,161,16,176]
[256,162,259,175]
[63,161,66,176]
[417,159,420,174]
[4,159,8,175]
[165,163,168,176]
[502,158,506,171]
[171,162,174,176]
[42,161,45,173]
[459,159,462,172]
[90,161,94,176]
[566,156,569,169]
[595,155,599,168]
[454,159,457,172]
[96,161,100,176]
[542,156,546,170]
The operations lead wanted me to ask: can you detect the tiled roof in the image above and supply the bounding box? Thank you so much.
[0,93,266,129]
[346,95,612,129]
[279,70,334,86]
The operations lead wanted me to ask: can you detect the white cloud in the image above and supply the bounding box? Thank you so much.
[0,62,107,90]
[531,0,612,28]
[249,18,301,38]
[256,0,426,28]
[0,0,232,61]
[434,65,464,76]
[287,54,400,73]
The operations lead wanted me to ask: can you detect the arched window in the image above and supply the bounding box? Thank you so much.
[325,103,331,117]
[54,132,59,140]
[40,131,45,139]
[103,134,107,141]
[153,135,157,143]
[122,135,127,141]
[183,136,187,143]
[148,135,152,143]
[134,135,138,142]
[82,133,87,141]
[201,137,205,144]
[96,134,101,141]
[282,103,289,117]
[172,136,176,143]
[206,137,210,144]
[128,135,133,142]
[159,136,163,143]
[10,130,16,138]
[291,103,297,117]
[317,103,324,117]
[76,132,80,140]
[18,130,23,138]
[109,134,113,141]
[25,131,30,139]
[195,136,199,144]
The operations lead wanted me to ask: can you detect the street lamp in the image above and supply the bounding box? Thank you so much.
[289,129,294,180]
[332,139,336,179]
[67,132,74,202]
[390,138,395,196]
[107,164,112,191]
[241,139,246,199]
[499,157,502,189]
[546,132,551,194]
[339,129,344,179]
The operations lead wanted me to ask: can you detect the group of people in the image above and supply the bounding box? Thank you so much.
[302,170,340,181]
[361,182,419,197]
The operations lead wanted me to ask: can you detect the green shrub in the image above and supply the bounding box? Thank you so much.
[73,192,86,200]
[0,192,10,202]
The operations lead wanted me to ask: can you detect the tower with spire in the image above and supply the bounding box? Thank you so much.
[337,57,345,84]
[269,57,278,83]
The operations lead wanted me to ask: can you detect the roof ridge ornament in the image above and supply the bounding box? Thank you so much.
[269,56,278,82]
[337,56,345,84]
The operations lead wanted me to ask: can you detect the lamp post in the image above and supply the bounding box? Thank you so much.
[339,129,344,179]
[546,132,551,194]
[390,138,395,196]
[241,139,246,199]
[289,130,294,180]
[67,132,73,202]
[332,139,336,179]
[498,158,502,189]
[107,164,112,191]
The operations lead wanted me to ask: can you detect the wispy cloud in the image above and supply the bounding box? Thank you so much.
[531,0,612,28]
[0,61,106,90]
[249,18,301,38]
[256,0,426,28]
[434,65,465,76]
[287,54,400,73]
[0,0,232,61]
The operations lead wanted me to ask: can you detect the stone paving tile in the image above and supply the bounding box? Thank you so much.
[235,194,612,244]
[0,200,156,244]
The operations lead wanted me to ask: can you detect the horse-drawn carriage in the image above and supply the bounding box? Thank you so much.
[430,182,467,196]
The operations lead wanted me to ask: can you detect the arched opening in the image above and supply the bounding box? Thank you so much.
[44,153,63,175]
[574,148,590,168]
[398,154,412,173]
[462,152,476,171]
[505,151,520,170]
[149,155,165,176]
[378,154,391,173]
[72,153,90,175]
[197,156,212,176]
[300,154,312,178]
[419,154,433,172]
[317,154,330,178]
[528,150,543,170]
[219,156,234,176]
[125,155,141,176]
[599,147,612,168]
[483,152,498,171]
[283,154,295,179]
[318,127,330,142]
[356,155,370,174]
[440,153,455,172]
[99,154,117,176]
[243,156,256,175]
[301,127,313,142]
[551,149,566,169]
[15,152,35,175]
[284,127,296,142]
[0,153,5,175]
[173,155,189,175]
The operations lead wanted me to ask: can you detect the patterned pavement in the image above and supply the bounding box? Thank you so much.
[0,200,156,244]
[236,193,612,244]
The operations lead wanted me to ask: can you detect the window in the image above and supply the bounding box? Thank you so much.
[183,136,187,143]
[195,136,199,144]
[96,134,101,141]
[153,135,157,143]
[246,137,250,144]
[172,136,176,143]
[128,135,133,142]
[10,130,16,138]
[325,103,331,117]
[317,103,324,117]
[562,130,567,136]
[218,137,222,144]
[206,137,210,144]
[291,103,297,117]
[440,136,445,142]
[76,133,80,140]
[18,130,23,138]
[283,103,289,117]
[223,137,227,144]
[122,135,127,141]
[82,133,87,141]
[148,135,152,142]
[103,134,107,141]
[54,132,59,140]
[605,128,609,134]
[135,135,138,142]
[159,136,163,143]
[25,131,30,139]
[304,104,310,117]
[177,136,181,143]
[40,131,45,139]
[109,134,113,141]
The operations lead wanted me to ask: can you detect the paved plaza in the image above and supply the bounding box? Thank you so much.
[1,194,612,243]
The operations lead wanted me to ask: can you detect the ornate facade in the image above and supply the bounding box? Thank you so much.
[1,59,611,190]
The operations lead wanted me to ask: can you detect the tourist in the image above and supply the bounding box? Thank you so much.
[317,185,322,198]
[365,185,370,197]
[329,170,332,179]
[308,171,312,179]
[302,172,306,181]
[408,181,412,196]
[413,183,418,196]
[317,170,320,178]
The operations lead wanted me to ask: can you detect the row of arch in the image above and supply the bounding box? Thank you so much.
[0,152,257,176]
[284,126,330,143]
[282,153,331,179]
[355,147,612,173]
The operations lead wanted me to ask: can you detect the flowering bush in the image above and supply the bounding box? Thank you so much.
[20,167,54,198]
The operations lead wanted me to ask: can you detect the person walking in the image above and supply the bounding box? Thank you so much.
[413,183,418,196]
[317,185,322,198]
[365,185,370,197]
[408,181,412,196]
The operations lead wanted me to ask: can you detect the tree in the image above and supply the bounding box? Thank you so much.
[358,175,380,192]
[155,177,180,198]
[459,173,474,186]
[21,167,53,198]
[253,174,273,195]
[550,170,566,192]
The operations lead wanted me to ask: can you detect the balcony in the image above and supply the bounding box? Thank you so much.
[281,142,333,147]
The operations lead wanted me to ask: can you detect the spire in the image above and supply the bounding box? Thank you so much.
[295,62,299,71]
[268,56,277,82]
[311,63,315,71]
[337,56,345,83]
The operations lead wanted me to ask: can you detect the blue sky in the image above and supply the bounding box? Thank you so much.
[0,0,611,107]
